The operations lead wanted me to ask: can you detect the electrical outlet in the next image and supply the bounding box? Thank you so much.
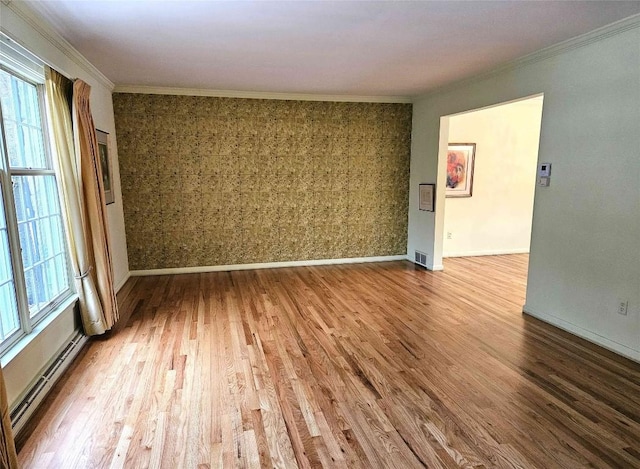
[617,300,628,315]
[446,232,452,240]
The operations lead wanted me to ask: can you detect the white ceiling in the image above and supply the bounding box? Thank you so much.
[23,1,640,97]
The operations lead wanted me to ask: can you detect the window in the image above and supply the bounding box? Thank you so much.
[0,53,72,355]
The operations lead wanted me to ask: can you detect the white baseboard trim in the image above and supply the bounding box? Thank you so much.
[131,255,407,276]
[523,306,640,363]
[430,264,444,271]
[11,330,89,436]
[115,272,131,293]
[443,248,529,258]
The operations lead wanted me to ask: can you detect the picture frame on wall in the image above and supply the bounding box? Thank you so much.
[96,129,115,205]
[446,143,476,198]
[419,183,435,212]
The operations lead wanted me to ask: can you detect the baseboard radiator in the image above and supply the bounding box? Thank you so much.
[10,331,88,436]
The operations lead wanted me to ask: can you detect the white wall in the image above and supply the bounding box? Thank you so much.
[443,97,543,257]
[409,17,640,361]
[1,1,129,407]
[2,301,77,406]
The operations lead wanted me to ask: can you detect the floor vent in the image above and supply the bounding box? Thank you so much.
[11,331,88,436]
[414,250,428,268]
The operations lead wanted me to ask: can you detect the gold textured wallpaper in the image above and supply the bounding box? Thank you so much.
[113,94,412,270]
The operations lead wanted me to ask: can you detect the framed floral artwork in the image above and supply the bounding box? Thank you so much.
[446,143,475,198]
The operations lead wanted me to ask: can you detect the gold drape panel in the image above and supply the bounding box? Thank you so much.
[71,79,119,332]
[45,68,109,334]
[45,67,118,334]
[0,367,18,469]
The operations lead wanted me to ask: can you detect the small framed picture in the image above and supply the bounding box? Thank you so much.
[419,184,435,212]
[96,129,115,205]
[446,143,476,198]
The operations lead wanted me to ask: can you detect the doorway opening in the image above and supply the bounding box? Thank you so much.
[437,94,544,282]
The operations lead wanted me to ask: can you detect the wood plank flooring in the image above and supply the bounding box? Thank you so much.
[16,255,640,468]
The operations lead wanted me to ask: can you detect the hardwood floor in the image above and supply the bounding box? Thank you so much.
[16,255,640,468]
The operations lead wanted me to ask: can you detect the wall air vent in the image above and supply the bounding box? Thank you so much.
[414,250,428,268]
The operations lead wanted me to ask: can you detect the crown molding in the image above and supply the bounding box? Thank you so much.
[2,0,114,90]
[416,13,640,101]
[113,85,413,104]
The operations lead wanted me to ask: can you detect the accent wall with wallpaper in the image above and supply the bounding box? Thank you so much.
[113,94,412,270]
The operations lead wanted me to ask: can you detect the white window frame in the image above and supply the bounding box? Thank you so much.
[0,37,74,357]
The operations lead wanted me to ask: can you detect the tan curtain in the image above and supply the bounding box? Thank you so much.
[45,67,118,334]
[72,79,119,331]
[0,367,18,469]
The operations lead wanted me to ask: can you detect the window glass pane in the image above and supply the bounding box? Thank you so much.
[0,186,20,344]
[0,69,47,169]
[11,175,69,317]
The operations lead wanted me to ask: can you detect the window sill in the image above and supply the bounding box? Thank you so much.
[0,294,79,368]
